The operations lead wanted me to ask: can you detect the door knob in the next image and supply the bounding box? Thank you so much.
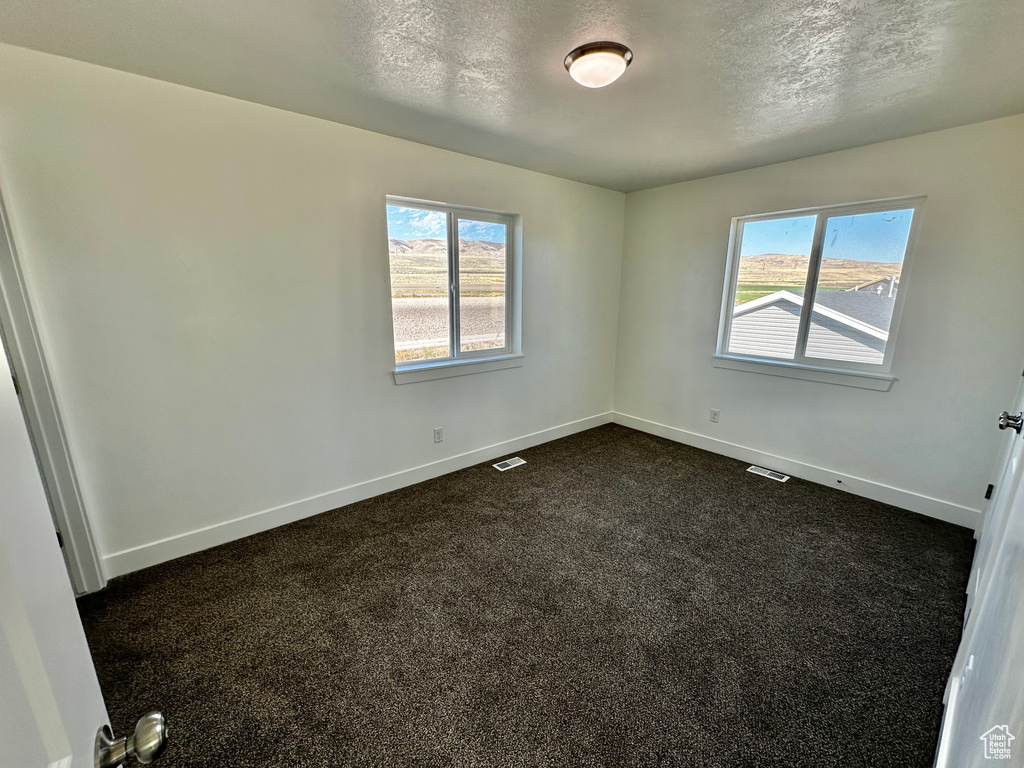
[95,711,168,768]
[998,411,1023,434]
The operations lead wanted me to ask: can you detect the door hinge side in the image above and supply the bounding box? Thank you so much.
[985,484,995,500]
[56,529,64,548]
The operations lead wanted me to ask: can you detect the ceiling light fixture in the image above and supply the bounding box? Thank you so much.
[564,41,633,88]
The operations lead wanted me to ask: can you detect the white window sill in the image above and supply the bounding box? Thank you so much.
[393,353,524,385]
[712,354,894,391]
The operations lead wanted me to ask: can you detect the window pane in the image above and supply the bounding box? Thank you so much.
[386,205,450,363]
[805,209,913,365]
[727,215,816,360]
[458,219,506,353]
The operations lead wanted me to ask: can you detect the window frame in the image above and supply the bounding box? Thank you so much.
[714,196,925,388]
[386,196,522,384]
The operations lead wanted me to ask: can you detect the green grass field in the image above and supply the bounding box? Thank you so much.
[734,283,846,305]
[389,250,505,298]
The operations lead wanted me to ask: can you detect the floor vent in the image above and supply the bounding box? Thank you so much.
[747,465,790,482]
[494,457,526,471]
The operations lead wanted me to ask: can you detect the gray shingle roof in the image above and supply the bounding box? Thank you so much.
[795,290,895,332]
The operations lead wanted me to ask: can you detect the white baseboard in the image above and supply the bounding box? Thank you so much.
[613,412,981,530]
[102,409,977,579]
[102,412,614,578]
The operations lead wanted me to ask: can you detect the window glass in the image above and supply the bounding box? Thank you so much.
[458,218,506,353]
[386,205,451,363]
[385,199,516,370]
[804,210,914,364]
[727,215,815,360]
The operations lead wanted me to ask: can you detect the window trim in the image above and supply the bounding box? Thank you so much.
[715,195,925,384]
[711,354,895,391]
[386,196,522,384]
[393,353,525,385]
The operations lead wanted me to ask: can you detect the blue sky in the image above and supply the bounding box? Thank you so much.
[386,205,505,243]
[458,219,505,243]
[740,209,914,263]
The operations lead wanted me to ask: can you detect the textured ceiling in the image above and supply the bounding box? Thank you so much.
[1,0,1022,191]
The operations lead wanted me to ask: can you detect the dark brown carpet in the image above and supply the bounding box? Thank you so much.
[77,424,973,767]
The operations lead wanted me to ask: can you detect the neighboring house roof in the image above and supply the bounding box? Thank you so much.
[849,275,899,292]
[794,290,896,333]
[734,290,893,338]
[730,290,894,364]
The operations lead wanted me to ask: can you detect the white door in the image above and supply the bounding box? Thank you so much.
[0,331,109,765]
[964,374,1024,617]
[935,376,1024,766]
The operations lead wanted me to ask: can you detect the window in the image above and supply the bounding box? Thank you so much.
[385,197,521,383]
[715,197,923,389]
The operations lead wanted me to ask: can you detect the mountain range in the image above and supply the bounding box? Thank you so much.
[388,238,504,256]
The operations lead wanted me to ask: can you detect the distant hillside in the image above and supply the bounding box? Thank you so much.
[388,238,507,296]
[739,253,902,287]
[388,238,505,257]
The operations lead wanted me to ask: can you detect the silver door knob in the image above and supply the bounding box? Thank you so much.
[998,411,1023,434]
[95,711,168,768]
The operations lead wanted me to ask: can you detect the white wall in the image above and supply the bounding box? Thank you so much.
[1,44,1020,582]
[0,44,625,576]
[615,115,1024,527]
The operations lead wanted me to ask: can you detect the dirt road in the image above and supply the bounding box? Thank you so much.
[391,297,505,348]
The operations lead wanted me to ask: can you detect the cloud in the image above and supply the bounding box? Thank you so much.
[387,206,506,243]
[458,220,505,242]
[407,210,446,238]
[387,206,446,240]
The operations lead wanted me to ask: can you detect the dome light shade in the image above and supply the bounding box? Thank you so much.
[564,42,633,88]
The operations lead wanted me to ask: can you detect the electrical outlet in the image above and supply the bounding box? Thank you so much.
[433,427,443,443]
[710,409,720,423]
